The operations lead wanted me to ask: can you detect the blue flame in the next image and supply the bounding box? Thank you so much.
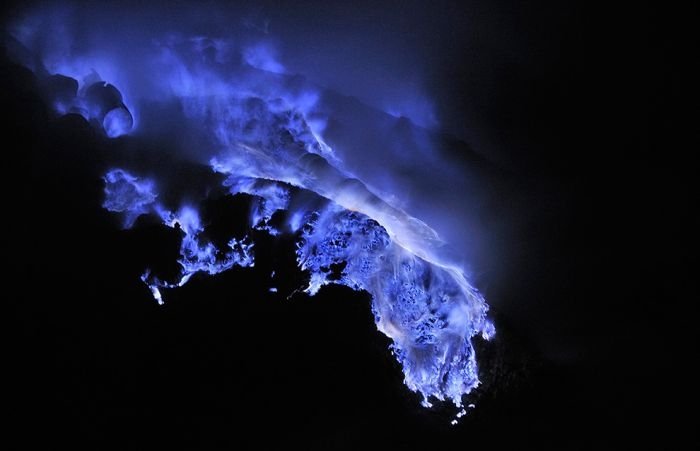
[102,169,157,227]
[293,202,494,409]
[13,3,494,420]
[104,171,255,304]
[104,161,493,412]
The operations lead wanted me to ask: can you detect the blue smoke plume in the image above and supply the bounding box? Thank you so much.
[9,1,494,421]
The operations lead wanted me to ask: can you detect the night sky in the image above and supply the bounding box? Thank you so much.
[5,1,693,448]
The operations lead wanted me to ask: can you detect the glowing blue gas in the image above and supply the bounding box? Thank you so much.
[102,169,157,227]
[103,172,255,304]
[12,5,495,420]
[104,160,493,412]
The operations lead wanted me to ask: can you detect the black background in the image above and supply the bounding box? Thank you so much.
[5,1,694,449]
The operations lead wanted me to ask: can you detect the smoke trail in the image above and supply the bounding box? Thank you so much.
[8,2,494,420]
